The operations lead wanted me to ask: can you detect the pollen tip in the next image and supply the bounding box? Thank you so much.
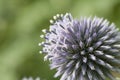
[50,20,54,24]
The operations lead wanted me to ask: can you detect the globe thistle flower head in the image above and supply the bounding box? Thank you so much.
[39,13,120,80]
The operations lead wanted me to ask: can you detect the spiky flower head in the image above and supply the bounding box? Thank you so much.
[39,13,120,80]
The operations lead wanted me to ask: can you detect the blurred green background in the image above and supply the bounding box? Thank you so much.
[0,0,120,80]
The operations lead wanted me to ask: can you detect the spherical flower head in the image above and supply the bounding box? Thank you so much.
[39,13,120,80]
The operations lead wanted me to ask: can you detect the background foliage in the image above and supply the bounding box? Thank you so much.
[0,0,120,80]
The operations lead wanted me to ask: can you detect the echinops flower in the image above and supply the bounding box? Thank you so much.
[39,13,120,80]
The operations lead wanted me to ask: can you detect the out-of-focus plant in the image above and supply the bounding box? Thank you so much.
[0,0,120,80]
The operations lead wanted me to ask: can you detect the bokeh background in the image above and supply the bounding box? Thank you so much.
[0,0,120,80]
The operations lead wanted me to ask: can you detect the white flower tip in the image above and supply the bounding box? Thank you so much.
[83,57,87,63]
[50,20,54,24]
[66,13,69,16]
[105,55,114,59]
[38,43,41,46]
[44,56,48,61]
[39,51,42,54]
[116,28,119,31]
[53,16,57,20]
[113,44,120,48]
[90,54,96,61]
[56,14,60,17]
[42,29,46,33]
[61,14,63,17]
[28,77,33,80]
[40,42,44,45]
[35,77,40,80]
[40,35,44,38]
[22,77,27,80]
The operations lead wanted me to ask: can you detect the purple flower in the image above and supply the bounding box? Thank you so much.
[39,13,120,80]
